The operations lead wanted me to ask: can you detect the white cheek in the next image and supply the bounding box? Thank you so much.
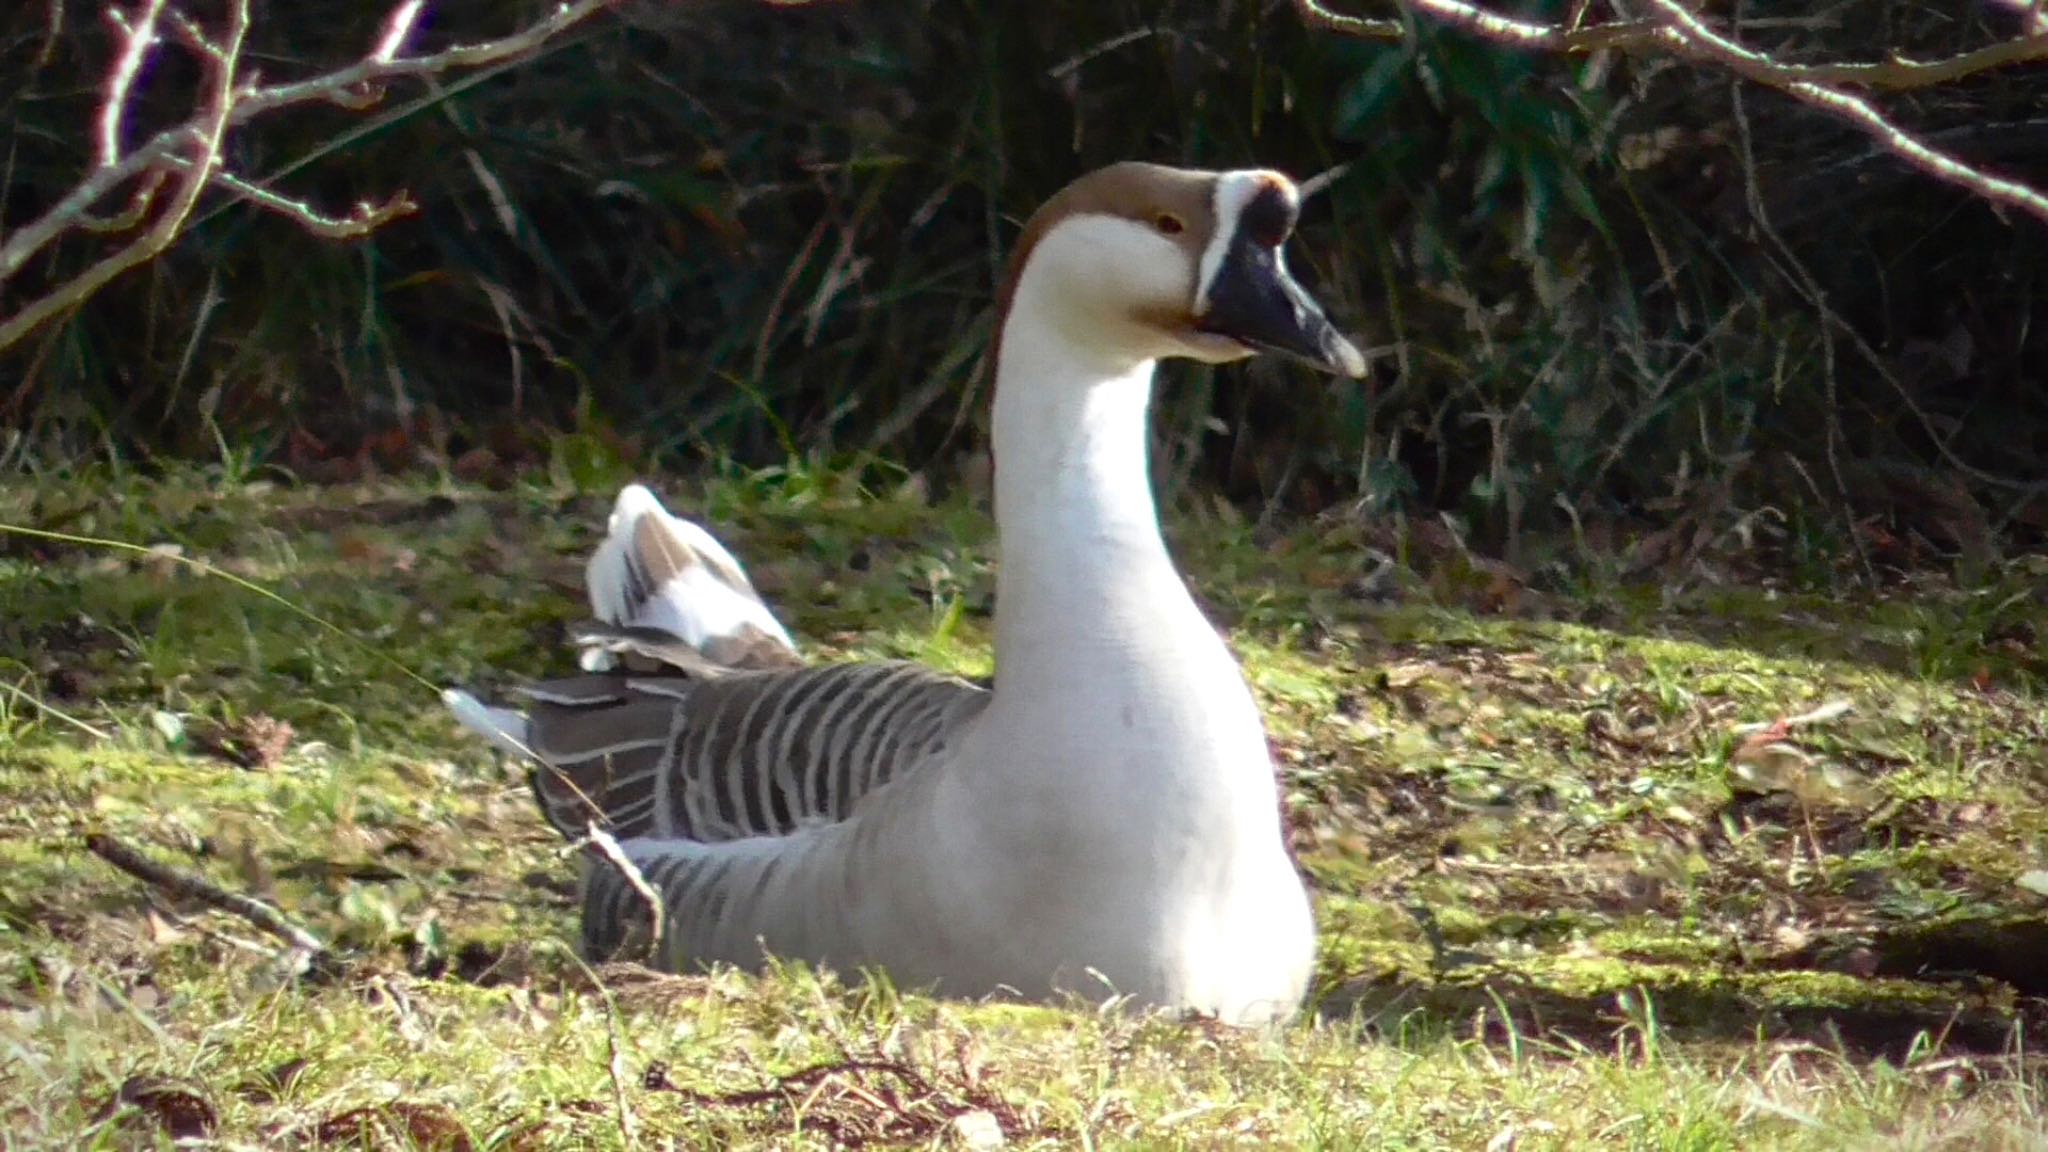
[1039,216,1194,311]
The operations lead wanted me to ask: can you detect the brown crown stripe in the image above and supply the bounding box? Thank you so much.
[986,162,1225,388]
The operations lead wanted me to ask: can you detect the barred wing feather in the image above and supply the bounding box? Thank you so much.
[517,660,987,843]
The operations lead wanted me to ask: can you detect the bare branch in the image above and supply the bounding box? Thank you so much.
[1770,33,2048,91]
[165,7,226,61]
[0,0,630,353]
[167,160,419,237]
[1294,0,2048,227]
[235,0,621,119]
[77,170,167,233]
[1647,0,2048,226]
[372,0,426,63]
[1290,0,1403,41]
[1293,0,1664,52]
[0,131,192,281]
[98,0,167,167]
[0,0,247,351]
[1405,0,1662,51]
[1295,0,2048,87]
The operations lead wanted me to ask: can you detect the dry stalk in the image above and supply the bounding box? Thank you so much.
[580,821,667,966]
[83,831,336,970]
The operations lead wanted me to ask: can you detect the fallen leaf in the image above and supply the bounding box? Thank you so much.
[190,713,295,770]
[1729,739,1813,794]
[91,1075,217,1141]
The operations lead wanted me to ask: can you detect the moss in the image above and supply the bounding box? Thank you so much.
[1,466,2044,1147]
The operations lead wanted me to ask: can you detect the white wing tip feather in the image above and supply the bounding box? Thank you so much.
[586,482,797,653]
[587,486,660,625]
[443,687,534,760]
[608,483,666,533]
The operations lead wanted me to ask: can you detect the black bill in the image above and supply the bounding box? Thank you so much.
[1197,193,1366,378]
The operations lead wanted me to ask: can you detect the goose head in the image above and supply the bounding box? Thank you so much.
[998,162,1366,378]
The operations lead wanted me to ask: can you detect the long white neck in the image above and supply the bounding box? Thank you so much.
[988,286,1195,677]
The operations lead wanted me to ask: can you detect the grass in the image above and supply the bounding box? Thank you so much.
[1,460,2045,1149]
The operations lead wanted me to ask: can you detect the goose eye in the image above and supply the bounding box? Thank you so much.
[1153,212,1185,236]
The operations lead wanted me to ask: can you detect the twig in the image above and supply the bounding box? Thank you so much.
[76,170,167,233]
[1294,0,1661,52]
[1298,161,1354,200]
[603,1001,641,1148]
[175,159,418,237]
[0,129,193,279]
[370,0,425,63]
[164,7,224,60]
[568,954,643,1151]
[1295,0,2048,88]
[1773,33,2048,91]
[1437,856,1588,875]
[752,212,832,383]
[1732,698,1854,733]
[84,831,331,959]
[0,0,249,351]
[1047,27,1166,81]
[98,0,167,167]
[581,822,666,964]
[1646,0,2048,227]
[0,0,631,351]
[1295,0,2048,228]
[233,0,620,119]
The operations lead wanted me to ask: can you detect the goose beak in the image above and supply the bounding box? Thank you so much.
[1197,238,1366,378]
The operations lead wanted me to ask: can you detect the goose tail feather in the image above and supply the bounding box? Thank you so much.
[581,483,798,673]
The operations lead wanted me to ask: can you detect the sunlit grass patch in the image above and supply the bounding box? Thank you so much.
[1,464,2043,1148]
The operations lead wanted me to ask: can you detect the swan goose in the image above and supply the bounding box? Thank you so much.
[447,161,1365,1026]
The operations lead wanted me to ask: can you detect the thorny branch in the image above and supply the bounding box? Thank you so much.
[0,0,631,352]
[1294,0,2048,227]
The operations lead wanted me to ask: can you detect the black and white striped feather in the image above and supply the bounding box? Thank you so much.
[517,659,985,843]
[445,483,987,961]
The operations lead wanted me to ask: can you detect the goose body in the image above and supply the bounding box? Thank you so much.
[448,162,1364,1025]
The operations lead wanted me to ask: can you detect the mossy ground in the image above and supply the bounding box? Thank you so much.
[2,463,2044,1149]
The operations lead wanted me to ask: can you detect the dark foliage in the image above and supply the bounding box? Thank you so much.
[4,0,2044,565]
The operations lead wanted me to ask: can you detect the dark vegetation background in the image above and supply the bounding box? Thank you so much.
[4,0,2045,578]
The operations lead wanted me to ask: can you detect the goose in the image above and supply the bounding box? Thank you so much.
[446,161,1365,1026]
